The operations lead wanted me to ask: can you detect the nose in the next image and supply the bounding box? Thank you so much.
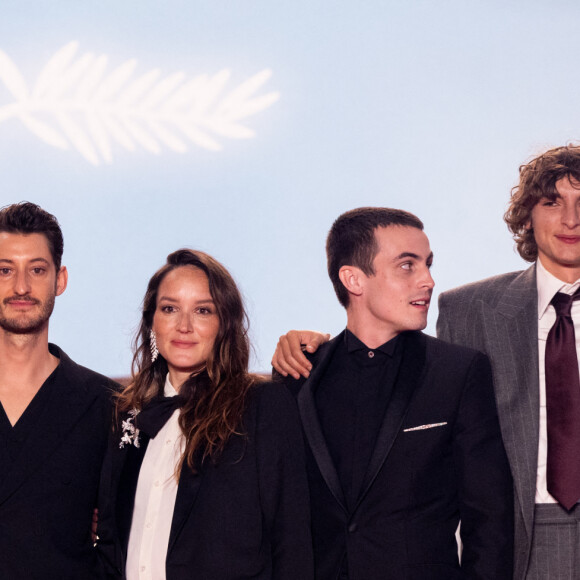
[420,268,435,291]
[13,269,31,295]
[561,202,580,229]
[176,312,194,333]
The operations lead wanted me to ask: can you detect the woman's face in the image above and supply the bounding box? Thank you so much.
[152,266,220,389]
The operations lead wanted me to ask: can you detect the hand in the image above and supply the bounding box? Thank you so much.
[272,330,330,379]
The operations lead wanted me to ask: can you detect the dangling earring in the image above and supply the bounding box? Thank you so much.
[150,329,159,363]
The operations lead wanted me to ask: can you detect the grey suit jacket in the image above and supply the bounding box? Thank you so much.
[437,264,538,580]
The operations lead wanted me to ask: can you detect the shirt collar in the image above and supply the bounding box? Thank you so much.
[536,258,580,320]
[345,329,399,357]
[164,374,180,398]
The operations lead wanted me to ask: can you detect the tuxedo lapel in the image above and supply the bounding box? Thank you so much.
[479,265,538,543]
[167,463,203,554]
[0,360,100,506]
[297,332,347,511]
[356,331,426,509]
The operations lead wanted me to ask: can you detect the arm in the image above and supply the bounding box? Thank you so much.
[271,330,330,379]
[454,352,514,579]
[256,383,314,580]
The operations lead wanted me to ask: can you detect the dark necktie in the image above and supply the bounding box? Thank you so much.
[546,288,580,510]
[135,395,184,438]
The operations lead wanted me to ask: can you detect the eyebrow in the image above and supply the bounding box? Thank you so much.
[158,296,215,304]
[395,251,434,262]
[0,257,51,265]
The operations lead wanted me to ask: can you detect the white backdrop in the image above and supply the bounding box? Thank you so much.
[0,1,578,376]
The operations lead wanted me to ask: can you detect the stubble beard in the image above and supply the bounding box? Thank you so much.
[0,294,55,335]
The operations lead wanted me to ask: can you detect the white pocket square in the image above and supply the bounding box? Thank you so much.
[403,422,447,432]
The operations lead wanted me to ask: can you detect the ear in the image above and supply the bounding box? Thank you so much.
[55,266,68,296]
[338,266,364,298]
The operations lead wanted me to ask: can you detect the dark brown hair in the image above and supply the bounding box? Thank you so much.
[505,145,580,262]
[326,207,424,307]
[117,249,259,471]
[0,202,64,270]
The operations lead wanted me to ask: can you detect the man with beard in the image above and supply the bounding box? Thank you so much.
[0,202,116,579]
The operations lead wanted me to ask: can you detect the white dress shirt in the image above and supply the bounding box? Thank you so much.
[126,375,185,580]
[535,259,580,504]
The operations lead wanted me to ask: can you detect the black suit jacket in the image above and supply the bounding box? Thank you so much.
[0,344,116,580]
[97,381,314,580]
[282,330,514,580]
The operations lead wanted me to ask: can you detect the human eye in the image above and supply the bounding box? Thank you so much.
[541,197,558,207]
[31,267,46,275]
[196,306,214,315]
[160,304,176,314]
[0,267,11,276]
[400,261,413,271]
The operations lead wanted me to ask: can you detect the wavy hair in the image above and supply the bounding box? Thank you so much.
[117,249,259,471]
[505,144,580,262]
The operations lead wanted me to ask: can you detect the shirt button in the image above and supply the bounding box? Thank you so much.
[140,565,146,571]
[154,480,160,487]
[348,523,358,533]
[146,522,152,529]
[368,351,375,358]
[166,439,172,445]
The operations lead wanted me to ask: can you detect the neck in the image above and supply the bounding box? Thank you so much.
[538,256,580,284]
[0,327,55,382]
[346,309,399,349]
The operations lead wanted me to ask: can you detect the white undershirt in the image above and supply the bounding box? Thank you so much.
[126,375,185,580]
[535,259,580,504]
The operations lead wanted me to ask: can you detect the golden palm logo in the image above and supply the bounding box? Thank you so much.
[0,42,280,165]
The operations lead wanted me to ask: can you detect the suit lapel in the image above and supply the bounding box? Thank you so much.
[0,354,100,506]
[115,436,149,553]
[297,332,347,511]
[355,331,426,509]
[167,462,203,554]
[479,265,538,542]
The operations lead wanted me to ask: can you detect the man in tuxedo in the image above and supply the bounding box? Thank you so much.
[0,202,116,579]
[278,207,513,579]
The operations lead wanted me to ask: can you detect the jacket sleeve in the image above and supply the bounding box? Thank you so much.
[454,351,514,579]
[255,382,314,580]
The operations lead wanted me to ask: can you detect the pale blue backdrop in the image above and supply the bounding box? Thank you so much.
[0,1,577,375]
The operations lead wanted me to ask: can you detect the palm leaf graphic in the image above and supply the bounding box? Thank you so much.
[0,42,280,165]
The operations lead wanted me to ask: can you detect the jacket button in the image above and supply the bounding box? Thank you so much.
[348,523,358,533]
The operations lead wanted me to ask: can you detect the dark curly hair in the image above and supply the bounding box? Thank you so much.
[505,145,580,262]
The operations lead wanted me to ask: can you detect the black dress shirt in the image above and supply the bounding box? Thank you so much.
[315,329,402,510]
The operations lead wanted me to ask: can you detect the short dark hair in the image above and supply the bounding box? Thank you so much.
[0,202,64,270]
[505,144,580,262]
[326,207,424,307]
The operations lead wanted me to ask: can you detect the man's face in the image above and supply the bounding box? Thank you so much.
[360,225,434,338]
[0,232,67,335]
[528,176,580,283]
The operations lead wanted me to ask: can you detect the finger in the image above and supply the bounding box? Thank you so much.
[276,335,311,379]
[304,332,331,353]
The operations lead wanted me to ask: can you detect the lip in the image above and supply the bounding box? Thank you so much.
[171,340,197,349]
[555,235,580,244]
[6,300,37,308]
[410,297,431,308]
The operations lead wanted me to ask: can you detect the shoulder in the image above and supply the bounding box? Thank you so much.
[420,333,490,372]
[50,343,121,399]
[247,379,297,416]
[439,270,525,304]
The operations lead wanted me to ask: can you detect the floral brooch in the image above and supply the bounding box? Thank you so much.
[119,409,141,448]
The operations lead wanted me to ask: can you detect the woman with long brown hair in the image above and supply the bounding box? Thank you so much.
[97,249,313,580]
